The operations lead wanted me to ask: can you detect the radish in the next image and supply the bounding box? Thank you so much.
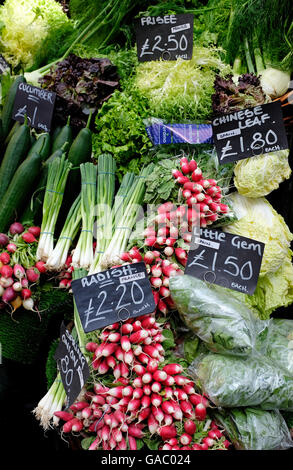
[102,343,118,357]
[0,233,9,246]
[153,370,167,382]
[152,406,164,424]
[202,437,215,448]
[123,386,134,398]
[54,411,73,421]
[142,385,152,396]
[107,386,124,398]
[181,400,194,418]
[6,243,17,253]
[0,252,10,264]
[151,277,162,288]
[26,267,40,283]
[144,251,155,264]
[208,429,222,439]
[143,345,159,359]
[2,287,17,303]
[121,336,131,352]
[133,364,146,376]
[141,316,156,329]
[129,329,148,344]
[180,433,192,445]
[141,395,151,409]
[21,288,32,299]
[223,440,230,448]
[28,226,41,237]
[174,389,188,401]
[138,353,149,364]
[63,419,75,433]
[145,237,156,247]
[9,222,24,235]
[142,372,152,384]
[128,424,145,438]
[120,251,132,262]
[124,349,134,365]
[172,169,183,179]
[151,393,162,407]
[121,322,133,334]
[22,232,37,243]
[114,346,124,361]
[132,377,143,388]
[164,246,174,257]
[195,403,206,421]
[1,265,13,278]
[183,384,196,395]
[161,401,175,415]
[191,168,202,182]
[162,443,172,450]
[163,363,183,375]
[86,341,98,352]
[120,362,129,378]
[184,419,196,435]
[0,276,13,288]
[98,359,110,374]
[81,407,92,419]
[127,398,141,412]
[158,425,177,441]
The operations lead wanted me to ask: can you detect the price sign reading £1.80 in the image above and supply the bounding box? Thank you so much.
[54,322,90,409]
[185,227,265,295]
[134,14,194,62]
[71,262,156,333]
[212,101,288,165]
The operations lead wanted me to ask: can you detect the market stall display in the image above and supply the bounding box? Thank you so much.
[0,0,293,453]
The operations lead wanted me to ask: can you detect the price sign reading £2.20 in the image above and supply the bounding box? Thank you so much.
[54,322,90,409]
[134,14,194,62]
[12,82,56,132]
[185,227,265,295]
[71,262,156,333]
[212,101,288,165]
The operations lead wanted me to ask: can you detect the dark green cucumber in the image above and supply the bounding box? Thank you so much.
[51,116,73,153]
[21,143,69,224]
[0,116,31,200]
[51,125,62,150]
[27,133,51,161]
[4,121,20,146]
[1,75,26,139]
[0,151,43,232]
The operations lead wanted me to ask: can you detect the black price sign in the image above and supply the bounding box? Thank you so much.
[12,83,56,132]
[71,262,156,333]
[185,227,265,295]
[0,55,10,74]
[134,14,194,62]
[212,102,288,164]
[54,322,90,409]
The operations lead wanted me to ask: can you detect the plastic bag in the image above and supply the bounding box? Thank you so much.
[169,275,269,357]
[265,319,293,375]
[214,408,293,450]
[189,352,293,410]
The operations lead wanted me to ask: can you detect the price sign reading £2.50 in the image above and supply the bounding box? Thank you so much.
[54,322,90,409]
[71,262,156,333]
[12,82,56,132]
[134,14,194,62]
[185,227,265,295]
[212,101,288,165]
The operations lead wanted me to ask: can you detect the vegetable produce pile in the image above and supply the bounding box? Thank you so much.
[0,0,293,454]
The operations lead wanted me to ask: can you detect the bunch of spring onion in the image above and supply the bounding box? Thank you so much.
[101,164,154,270]
[89,154,116,274]
[72,163,97,270]
[37,154,72,262]
[45,194,82,271]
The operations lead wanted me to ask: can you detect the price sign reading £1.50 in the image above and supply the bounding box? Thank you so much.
[54,322,90,409]
[134,14,194,62]
[212,101,288,165]
[185,227,265,295]
[71,262,156,333]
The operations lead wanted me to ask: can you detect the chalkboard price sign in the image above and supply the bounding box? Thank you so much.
[134,14,194,62]
[54,322,90,409]
[212,101,288,164]
[12,82,56,132]
[72,262,156,333]
[185,227,264,295]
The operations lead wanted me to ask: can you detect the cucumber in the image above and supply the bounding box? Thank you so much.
[51,125,62,150]
[64,114,92,207]
[1,75,26,140]
[27,133,51,161]
[0,151,43,232]
[51,116,73,153]
[0,116,31,201]
[4,121,20,146]
[21,143,69,224]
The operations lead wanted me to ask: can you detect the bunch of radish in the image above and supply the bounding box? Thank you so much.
[0,222,46,314]
[56,255,74,290]
[173,157,230,227]
[55,314,230,450]
[119,247,183,315]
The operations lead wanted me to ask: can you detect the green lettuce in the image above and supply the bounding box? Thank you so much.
[234,149,291,198]
[224,193,293,276]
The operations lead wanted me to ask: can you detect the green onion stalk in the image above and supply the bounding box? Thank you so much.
[101,164,154,270]
[45,194,82,271]
[37,154,72,262]
[88,154,116,275]
[72,163,97,270]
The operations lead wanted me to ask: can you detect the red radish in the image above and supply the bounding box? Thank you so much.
[181,400,194,418]
[102,343,118,357]
[0,276,13,288]
[157,226,169,237]
[138,408,151,423]
[176,175,190,184]
[183,384,196,395]
[54,411,73,421]
[158,425,177,441]
[9,222,24,235]
[219,203,229,213]
[132,377,143,388]
[107,386,124,399]
[2,287,16,303]
[163,363,183,375]
[70,401,88,411]
[0,252,10,264]
[143,345,159,359]
[120,252,132,262]
[180,433,192,445]
[21,288,32,299]
[162,443,172,450]
[121,336,131,352]
[189,159,197,171]
[122,386,134,398]
[1,265,13,278]
[121,323,133,334]
[63,419,75,433]
[152,406,164,424]
[174,375,188,386]
[202,437,215,448]
[163,387,173,399]
[172,169,183,179]
[151,381,161,393]
[127,398,141,412]
[22,232,37,243]
[59,279,69,289]
[98,359,110,374]
[138,353,149,364]
[191,168,202,182]
[145,237,156,247]
[223,440,230,448]
[141,316,156,329]
[161,401,175,415]
[28,226,41,237]
[128,424,145,438]
[129,330,148,344]
[108,332,121,342]
[114,376,128,385]
[120,362,129,378]
[142,385,152,396]
[92,395,105,405]
[144,251,155,264]
[141,395,151,410]
[195,403,206,421]
[142,372,152,384]
[151,393,162,407]
[153,370,167,382]
[124,350,134,365]
[81,407,92,419]
[184,419,196,435]
[133,364,146,376]
[189,394,209,407]
[208,429,222,439]
[12,281,22,292]
[86,342,98,352]
[0,233,9,246]
[174,389,188,401]
[114,346,124,362]
[6,243,17,253]
[26,267,40,282]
